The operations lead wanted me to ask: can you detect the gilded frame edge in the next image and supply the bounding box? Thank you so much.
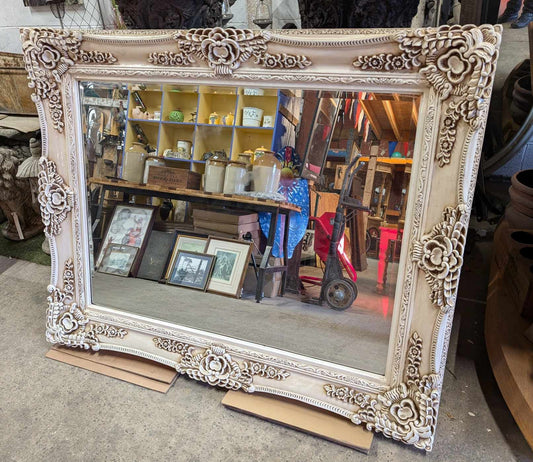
[22,25,502,451]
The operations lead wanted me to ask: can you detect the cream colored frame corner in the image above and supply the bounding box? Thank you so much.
[23,26,501,451]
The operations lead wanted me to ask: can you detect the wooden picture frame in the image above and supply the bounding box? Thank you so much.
[97,244,138,277]
[136,230,176,282]
[205,237,253,298]
[164,235,208,280]
[166,251,215,290]
[24,25,502,450]
[96,204,156,277]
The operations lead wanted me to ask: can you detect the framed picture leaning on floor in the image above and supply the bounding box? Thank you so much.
[97,244,138,277]
[164,234,208,281]
[136,230,177,282]
[167,251,215,291]
[96,204,156,276]
[205,237,252,298]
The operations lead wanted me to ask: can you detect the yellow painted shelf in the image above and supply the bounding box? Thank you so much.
[123,84,281,173]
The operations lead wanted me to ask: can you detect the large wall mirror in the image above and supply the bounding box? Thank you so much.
[23,26,501,451]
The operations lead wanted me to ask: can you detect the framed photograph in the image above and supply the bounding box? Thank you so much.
[164,235,208,280]
[97,244,138,277]
[167,251,215,290]
[136,230,176,282]
[96,204,155,276]
[205,238,252,297]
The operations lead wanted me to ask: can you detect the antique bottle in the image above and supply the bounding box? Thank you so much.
[209,112,221,125]
[223,112,234,125]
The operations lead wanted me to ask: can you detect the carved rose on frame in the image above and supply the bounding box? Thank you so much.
[353,25,501,166]
[198,347,236,386]
[21,28,117,132]
[202,28,244,72]
[326,333,440,451]
[412,204,468,312]
[153,339,289,391]
[148,27,311,76]
[46,259,99,350]
[38,158,74,237]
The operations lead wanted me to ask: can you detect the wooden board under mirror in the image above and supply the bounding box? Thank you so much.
[22,26,501,451]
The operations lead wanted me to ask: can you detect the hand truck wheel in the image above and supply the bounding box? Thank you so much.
[324,278,358,311]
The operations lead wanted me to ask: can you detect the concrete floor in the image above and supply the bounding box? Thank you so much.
[0,256,528,461]
[93,260,395,375]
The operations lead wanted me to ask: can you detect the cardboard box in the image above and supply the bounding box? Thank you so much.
[193,218,259,235]
[192,208,258,225]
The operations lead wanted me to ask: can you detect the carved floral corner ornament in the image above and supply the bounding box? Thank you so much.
[148,27,312,76]
[21,28,118,132]
[412,204,468,312]
[325,332,440,451]
[154,337,290,391]
[353,25,501,167]
[46,258,97,349]
[47,258,129,349]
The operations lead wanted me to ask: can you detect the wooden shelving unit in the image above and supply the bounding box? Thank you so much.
[123,85,282,178]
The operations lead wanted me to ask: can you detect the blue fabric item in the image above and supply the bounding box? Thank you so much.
[259,178,309,259]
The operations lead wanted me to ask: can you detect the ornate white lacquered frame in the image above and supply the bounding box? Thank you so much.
[22,25,501,451]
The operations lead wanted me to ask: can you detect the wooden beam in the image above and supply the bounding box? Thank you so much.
[362,155,378,209]
[411,100,419,127]
[383,100,402,141]
[360,100,382,139]
[279,105,299,126]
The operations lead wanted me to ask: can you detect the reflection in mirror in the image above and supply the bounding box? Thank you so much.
[80,82,420,375]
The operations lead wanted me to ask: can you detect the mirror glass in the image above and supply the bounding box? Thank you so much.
[80,81,420,375]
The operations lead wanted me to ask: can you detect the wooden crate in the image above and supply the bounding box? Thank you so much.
[192,208,258,225]
[147,166,201,190]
